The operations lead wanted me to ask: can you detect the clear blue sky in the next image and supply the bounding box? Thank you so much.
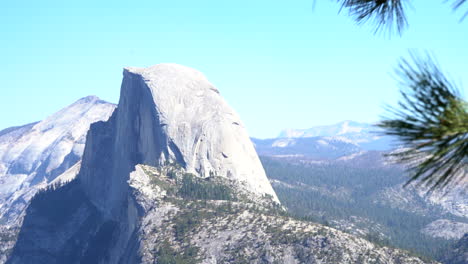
[1,0,466,138]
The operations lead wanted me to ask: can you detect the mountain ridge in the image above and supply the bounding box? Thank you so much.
[78,64,278,216]
[0,96,115,226]
[279,120,371,137]
[276,120,394,151]
[5,64,431,264]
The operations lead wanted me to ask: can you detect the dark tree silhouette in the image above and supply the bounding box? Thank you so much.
[338,0,408,34]
[337,0,467,34]
[378,53,467,192]
[335,1,468,191]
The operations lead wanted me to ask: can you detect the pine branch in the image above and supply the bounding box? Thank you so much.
[337,0,408,34]
[378,52,468,193]
[452,0,467,10]
[451,0,468,20]
[337,0,468,34]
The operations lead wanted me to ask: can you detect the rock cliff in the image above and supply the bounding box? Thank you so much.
[79,64,278,216]
[6,64,434,264]
[0,96,115,226]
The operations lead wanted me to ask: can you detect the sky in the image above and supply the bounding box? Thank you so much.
[1,0,467,138]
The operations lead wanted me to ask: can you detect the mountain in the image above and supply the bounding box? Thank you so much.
[252,137,361,160]
[6,64,428,264]
[261,155,467,260]
[0,96,115,263]
[278,120,394,151]
[78,64,277,215]
[279,120,371,138]
[442,233,468,264]
[12,164,433,264]
[421,219,468,240]
[254,125,467,261]
[0,96,115,226]
[257,120,467,219]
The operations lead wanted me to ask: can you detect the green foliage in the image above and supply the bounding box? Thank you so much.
[337,0,408,34]
[364,232,392,247]
[30,179,88,226]
[337,0,467,34]
[264,225,304,245]
[142,165,236,201]
[335,1,468,191]
[173,210,205,241]
[172,200,241,242]
[379,53,468,192]
[81,221,118,264]
[156,240,200,264]
[141,166,178,194]
[177,174,233,201]
[261,156,405,194]
[261,156,461,261]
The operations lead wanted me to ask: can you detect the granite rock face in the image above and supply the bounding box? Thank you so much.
[126,164,436,264]
[6,64,434,264]
[0,96,115,226]
[79,64,278,215]
[7,64,282,264]
[8,163,435,264]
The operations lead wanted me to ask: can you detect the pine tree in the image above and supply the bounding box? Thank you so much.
[378,53,467,192]
[335,1,468,191]
[337,0,467,34]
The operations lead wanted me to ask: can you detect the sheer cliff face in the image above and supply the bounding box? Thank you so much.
[0,96,115,225]
[79,64,278,213]
[7,65,435,264]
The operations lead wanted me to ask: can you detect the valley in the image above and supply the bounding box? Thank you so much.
[0,65,465,263]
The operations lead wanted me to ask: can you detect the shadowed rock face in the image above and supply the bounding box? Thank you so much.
[79,64,278,215]
[7,64,280,264]
[6,64,435,264]
[0,96,115,226]
[443,233,468,264]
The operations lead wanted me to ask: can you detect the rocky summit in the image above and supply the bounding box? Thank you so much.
[0,96,115,226]
[0,96,115,263]
[78,63,278,217]
[5,64,433,264]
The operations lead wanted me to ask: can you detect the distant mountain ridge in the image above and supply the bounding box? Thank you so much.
[252,137,362,160]
[251,121,394,162]
[5,64,429,264]
[277,120,394,151]
[279,120,371,138]
[253,120,467,261]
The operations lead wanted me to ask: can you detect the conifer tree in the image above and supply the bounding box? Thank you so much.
[378,53,467,192]
[337,0,467,34]
[336,0,468,191]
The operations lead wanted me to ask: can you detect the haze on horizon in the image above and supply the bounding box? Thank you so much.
[1,0,467,138]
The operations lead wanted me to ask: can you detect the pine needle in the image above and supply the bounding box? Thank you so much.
[378,52,468,193]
